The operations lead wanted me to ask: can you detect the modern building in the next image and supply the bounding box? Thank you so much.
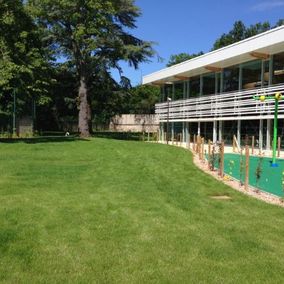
[143,26,284,150]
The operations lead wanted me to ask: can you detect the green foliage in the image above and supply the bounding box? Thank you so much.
[167,52,203,67]
[127,85,160,114]
[255,156,263,186]
[212,20,278,50]
[168,19,284,67]
[28,0,155,135]
[0,0,52,117]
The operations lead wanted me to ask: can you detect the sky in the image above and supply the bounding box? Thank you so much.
[112,0,284,86]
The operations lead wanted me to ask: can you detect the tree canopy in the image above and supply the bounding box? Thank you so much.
[167,20,284,67]
[167,52,204,67]
[0,0,52,120]
[28,0,154,136]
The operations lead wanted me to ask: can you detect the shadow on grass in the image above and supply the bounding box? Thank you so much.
[0,136,90,144]
[92,131,152,141]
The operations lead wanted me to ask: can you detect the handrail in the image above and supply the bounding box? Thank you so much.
[156,84,284,121]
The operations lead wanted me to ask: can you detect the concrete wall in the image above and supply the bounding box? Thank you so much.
[18,116,33,135]
[110,114,159,133]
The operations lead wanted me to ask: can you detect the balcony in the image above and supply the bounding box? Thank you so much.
[155,84,284,122]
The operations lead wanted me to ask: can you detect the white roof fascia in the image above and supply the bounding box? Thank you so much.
[143,25,284,85]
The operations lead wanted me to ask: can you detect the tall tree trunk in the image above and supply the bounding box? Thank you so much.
[87,101,92,133]
[78,76,90,137]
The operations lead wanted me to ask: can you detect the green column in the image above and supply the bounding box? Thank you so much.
[272,99,279,166]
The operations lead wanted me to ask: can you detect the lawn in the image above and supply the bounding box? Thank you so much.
[1,138,284,283]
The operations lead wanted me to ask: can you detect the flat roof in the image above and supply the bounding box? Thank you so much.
[143,25,284,85]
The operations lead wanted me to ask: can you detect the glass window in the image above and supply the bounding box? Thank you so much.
[263,60,269,87]
[223,66,239,92]
[165,84,173,100]
[174,82,184,100]
[273,52,284,85]
[189,76,200,97]
[242,60,262,90]
[215,72,221,93]
[160,86,165,102]
[203,73,215,95]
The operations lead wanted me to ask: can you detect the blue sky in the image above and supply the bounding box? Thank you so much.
[113,0,284,86]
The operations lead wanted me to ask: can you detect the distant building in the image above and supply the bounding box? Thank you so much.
[143,26,284,149]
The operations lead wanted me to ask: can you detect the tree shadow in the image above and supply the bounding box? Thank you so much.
[0,136,90,144]
[93,131,143,141]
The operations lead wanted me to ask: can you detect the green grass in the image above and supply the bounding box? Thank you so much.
[1,138,284,283]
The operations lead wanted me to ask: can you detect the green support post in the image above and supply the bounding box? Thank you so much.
[273,99,279,166]
[253,92,282,167]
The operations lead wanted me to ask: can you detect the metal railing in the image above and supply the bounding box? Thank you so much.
[156,84,284,122]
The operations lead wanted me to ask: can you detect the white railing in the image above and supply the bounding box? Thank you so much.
[156,84,284,122]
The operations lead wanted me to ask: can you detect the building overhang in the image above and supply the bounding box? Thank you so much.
[143,26,284,85]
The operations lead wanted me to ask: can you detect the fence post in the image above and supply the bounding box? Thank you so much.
[252,136,254,155]
[233,136,236,153]
[193,134,196,152]
[188,134,191,150]
[199,137,202,160]
[245,145,249,191]
[208,140,211,170]
[211,145,215,171]
[278,136,281,158]
[219,141,224,178]
[197,135,200,153]
[201,137,205,161]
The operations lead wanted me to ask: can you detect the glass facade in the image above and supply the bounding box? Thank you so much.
[159,51,284,102]
[189,77,200,97]
[203,73,215,95]
[241,60,262,90]
[272,52,284,84]
[158,51,284,148]
[223,65,239,92]
[174,82,184,100]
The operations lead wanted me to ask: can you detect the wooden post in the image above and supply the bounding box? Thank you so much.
[252,136,254,155]
[219,141,224,178]
[278,136,281,158]
[233,136,236,153]
[208,140,211,170]
[193,134,196,152]
[199,137,202,160]
[201,138,205,161]
[188,134,191,150]
[211,145,215,171]
[147,131,150,142]
[245,145,249,191]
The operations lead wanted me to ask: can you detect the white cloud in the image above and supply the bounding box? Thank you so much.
[252,1,284,11]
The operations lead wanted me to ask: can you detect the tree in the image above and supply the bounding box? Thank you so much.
[0,0,52,124]
[212,20,271,50]
[127,85,159,114]
[28,0,154,137]
[167,52,203,67]
[212,21,247,50]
